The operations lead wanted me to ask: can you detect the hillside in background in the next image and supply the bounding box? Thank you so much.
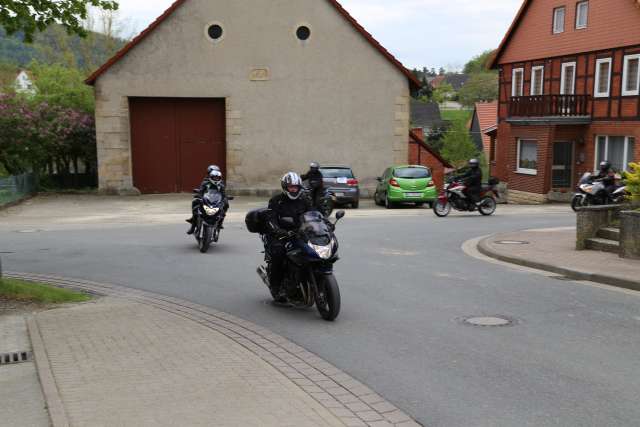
[0,25,127,74]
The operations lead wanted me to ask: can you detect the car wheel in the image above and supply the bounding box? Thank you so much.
[374,192,382,206]
[385,194,394,209]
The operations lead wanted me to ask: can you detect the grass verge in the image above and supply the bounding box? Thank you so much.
[0,278,91,304]
[441,109,473,123]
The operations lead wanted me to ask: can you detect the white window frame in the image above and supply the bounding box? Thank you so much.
[517,139,538,175]
[530,65,545,96]
[594,136,635,172]
[576,1,589,29]
[622,54,640,96]
[594,58,612,98]
[512,68,524,97]
[553,7,565,34]
[560,62,576,95]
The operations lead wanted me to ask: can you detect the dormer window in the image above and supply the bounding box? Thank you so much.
[576,1,589,29]
[553,7,565,34]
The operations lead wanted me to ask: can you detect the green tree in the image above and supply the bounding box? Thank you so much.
[441,119,479,169]
[457,73,499,107]
[463,50,495,74]
[0,0,118,42]
[30,62,94,112]
[431,83,455,104]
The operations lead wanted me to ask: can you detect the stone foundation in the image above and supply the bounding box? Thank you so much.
[507,189,548,205]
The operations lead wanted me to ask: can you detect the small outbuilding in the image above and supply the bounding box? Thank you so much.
[86,0,420,194]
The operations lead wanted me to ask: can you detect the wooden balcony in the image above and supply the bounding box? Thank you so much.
[507,95,591,124]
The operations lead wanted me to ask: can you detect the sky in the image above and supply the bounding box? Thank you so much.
[112,0,524,71]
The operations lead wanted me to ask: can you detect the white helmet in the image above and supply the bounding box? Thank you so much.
[281,172,303,200]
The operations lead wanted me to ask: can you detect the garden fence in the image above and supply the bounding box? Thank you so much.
[0,173,38,207]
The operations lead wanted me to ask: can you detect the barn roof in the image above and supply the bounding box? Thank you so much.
[85,0,421,89]
[409,129,453,168]
[410,99,444,129]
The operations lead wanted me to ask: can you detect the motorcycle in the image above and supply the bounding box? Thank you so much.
[246,208,345,321]
[571,172,627,211]
[192,188,232,253]
[433,176,499,217]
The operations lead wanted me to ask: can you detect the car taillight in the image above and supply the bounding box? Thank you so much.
[427,180,435,187]
[389,178,400,187]
[347,178,359,187]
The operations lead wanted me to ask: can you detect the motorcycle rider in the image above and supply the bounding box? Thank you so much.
[301,162,324,211]
[186,165,229,235]
[265,172,315,301]
[457,158,483,205]
[593,160,617,199]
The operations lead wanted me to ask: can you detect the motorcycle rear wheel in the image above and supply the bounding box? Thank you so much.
[315,274,341,322]
[479,197,497,216]
[199,226,212,253]
[433,200,451,217]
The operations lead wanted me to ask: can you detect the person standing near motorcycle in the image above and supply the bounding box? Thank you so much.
[265,172,315,300]
[458,159,483,205]
[186,165,229,235]
[302,162,324,210]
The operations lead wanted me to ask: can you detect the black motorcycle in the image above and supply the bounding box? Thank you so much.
[192,188,232,253]
[246,209,345,321]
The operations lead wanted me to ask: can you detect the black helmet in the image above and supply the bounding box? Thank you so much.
[469,158,480,169]
[310,162,320,171]
[599,161,611,172]
[281,172,303,200]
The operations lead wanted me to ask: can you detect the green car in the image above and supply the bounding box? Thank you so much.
[374,165,437,208]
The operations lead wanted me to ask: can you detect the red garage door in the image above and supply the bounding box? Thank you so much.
[130,98,226,194]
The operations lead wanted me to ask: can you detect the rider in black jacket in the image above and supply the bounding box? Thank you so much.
[458,159,483,205]
[594,160,617,196]
[265,172,315,299]
[186,165,229,235]
[301,162,324,210]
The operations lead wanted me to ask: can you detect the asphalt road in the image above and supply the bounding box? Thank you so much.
[2,197,639,427]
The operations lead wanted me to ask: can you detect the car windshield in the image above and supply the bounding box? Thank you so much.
[394,167,430,179]
[320,168,354,179]
[300,211,331,244]
[203,189,223,206]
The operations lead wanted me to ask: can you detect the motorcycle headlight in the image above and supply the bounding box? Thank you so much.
[203,206,220,216]
[308,240,334,260]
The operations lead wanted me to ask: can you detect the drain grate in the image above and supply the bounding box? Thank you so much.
[0,351,33,366]
[460,315,517,327]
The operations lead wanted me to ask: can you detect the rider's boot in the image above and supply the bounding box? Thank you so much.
[186,216,197,235]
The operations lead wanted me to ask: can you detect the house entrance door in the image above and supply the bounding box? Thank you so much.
[552,141,573,188]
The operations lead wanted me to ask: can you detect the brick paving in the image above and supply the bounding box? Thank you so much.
[9,272,422,427]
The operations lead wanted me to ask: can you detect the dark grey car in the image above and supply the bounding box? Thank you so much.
[320,166,360,208]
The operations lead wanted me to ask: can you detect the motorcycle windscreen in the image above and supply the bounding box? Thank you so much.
[300,212,331,245]
[203,190,223,207]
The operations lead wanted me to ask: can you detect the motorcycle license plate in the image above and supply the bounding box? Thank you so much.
[405,192,422,198]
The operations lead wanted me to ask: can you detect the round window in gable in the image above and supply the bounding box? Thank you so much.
[296,26,311,41]
[207,24,224,41]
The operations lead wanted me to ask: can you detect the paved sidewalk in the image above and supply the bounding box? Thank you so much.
[478,227,640,291]
[11,273,420,427]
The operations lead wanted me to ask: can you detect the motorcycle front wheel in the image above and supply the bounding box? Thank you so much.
[433,200,451,217]
[315,274,341,322]
[479,197,497,216]
[199,226,212,253]
[571,195,584,212]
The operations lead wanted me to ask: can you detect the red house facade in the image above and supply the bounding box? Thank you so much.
[491,0,640,203]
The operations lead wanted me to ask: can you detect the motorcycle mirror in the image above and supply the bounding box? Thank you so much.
[335,210,346,221]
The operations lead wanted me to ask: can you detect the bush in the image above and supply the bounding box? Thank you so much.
[624,162,640,201]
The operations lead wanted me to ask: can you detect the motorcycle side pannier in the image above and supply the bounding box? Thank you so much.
[245,208,269,234]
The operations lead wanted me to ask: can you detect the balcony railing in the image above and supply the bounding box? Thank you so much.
[508,95,591,118]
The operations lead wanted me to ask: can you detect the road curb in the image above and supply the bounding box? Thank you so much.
[477,237,640,292]
[9,272,422,427]
[26,316,70,427]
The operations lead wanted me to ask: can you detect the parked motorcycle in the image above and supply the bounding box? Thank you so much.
[246,209,345,321]
[192,188,232,253]
[433,176,500,217]
[571,172,627,211]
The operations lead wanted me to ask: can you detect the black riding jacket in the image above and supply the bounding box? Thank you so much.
[459,168,482,189]
[301,169,324,189]
[267,194,314,232]
[196,179,226,198]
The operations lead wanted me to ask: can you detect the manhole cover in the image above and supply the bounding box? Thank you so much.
[495,240,529,245]
[15,229,43,234]
[461,316,516,327]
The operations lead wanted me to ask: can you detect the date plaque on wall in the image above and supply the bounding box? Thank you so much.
[250,68,270,81]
